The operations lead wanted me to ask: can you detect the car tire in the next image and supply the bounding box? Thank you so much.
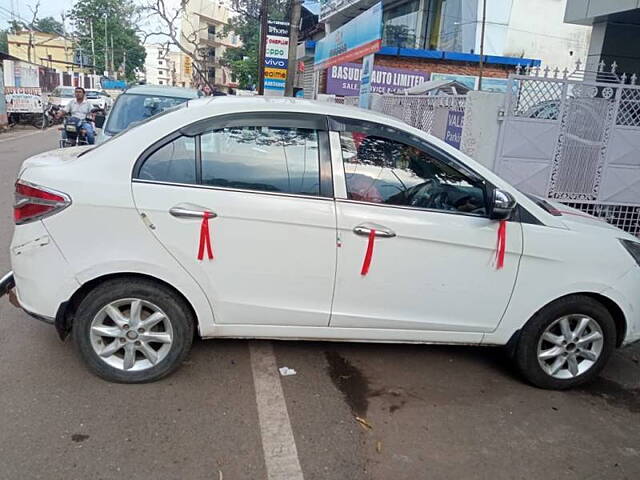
[515,295,616,390]
[72,278,195,383]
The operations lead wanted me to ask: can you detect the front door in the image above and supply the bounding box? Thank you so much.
[132,113,336,327]
[329,119,523,335]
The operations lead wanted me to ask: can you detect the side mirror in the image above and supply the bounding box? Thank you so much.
[94,114,106,129]
[489,188,517,220]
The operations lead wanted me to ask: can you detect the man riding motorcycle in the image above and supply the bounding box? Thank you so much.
[56,86,96,145]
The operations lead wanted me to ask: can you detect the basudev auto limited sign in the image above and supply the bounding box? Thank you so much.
[327,62,430,95]
[314,2,383,71]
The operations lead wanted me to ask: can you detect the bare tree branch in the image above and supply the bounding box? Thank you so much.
[140,0,214,90]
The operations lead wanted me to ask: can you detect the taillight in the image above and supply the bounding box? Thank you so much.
[14,181,71,225]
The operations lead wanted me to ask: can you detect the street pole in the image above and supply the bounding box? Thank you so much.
[90,20,96,74]
[110,35,115,78]
[257,0,268,95]
[478,0,487,91]
[104,14,108,76]
[284,0,301,97]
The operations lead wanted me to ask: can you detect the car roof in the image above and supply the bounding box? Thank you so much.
[123,84,201,98]
[183,95,405,127]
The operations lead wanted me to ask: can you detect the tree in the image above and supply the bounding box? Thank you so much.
[222,0,289,90]
[140,0,215,90]
[33,17,64,35]
[70,0,145,80]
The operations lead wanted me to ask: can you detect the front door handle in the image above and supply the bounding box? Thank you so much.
[353,223,396,238]
[169,203,217,219]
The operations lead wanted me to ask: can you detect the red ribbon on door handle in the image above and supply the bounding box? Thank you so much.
[360,229,376,276]
[495,220,506,270]
[197,211,214,261]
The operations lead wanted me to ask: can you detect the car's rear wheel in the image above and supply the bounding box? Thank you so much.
[515,295,616,389]
[72,278,194,383]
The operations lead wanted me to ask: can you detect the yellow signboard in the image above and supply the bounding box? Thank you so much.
[183,56,192,75]
[265,67,287,80]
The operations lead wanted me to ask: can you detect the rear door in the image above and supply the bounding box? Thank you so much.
[131,112,337,327]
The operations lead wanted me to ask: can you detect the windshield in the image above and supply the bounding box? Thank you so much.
[56,89,75,98]
[104,94,192,135]
[86,90,100,98]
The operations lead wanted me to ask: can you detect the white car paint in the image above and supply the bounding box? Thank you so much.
[9,97,640,351]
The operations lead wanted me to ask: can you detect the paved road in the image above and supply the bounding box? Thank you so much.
[0,128,639,480]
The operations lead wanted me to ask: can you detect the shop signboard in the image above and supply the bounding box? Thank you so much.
[314,2,382,71]
[264,20,290,96]
[327,62,430,95]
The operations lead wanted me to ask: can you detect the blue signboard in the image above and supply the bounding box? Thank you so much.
[445,110,464,149]
[358,54,374,109]
[314,2,382,71]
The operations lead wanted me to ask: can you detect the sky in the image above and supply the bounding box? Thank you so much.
[0,0,182,30]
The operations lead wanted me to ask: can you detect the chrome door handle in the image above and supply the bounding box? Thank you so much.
[353,223,396,238]
[169,203,217,219]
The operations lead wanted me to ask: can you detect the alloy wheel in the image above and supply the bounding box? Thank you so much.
[537,314,604,379]
[89,298,173,371]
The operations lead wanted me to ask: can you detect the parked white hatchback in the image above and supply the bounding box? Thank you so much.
[3,97,639,388]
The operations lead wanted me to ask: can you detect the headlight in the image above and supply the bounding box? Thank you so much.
[620,239,640,266]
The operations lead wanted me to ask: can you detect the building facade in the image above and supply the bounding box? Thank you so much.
[144,44,172,85]
[7,31,85,73]
[180,0,240,91]
[565,0,640,76]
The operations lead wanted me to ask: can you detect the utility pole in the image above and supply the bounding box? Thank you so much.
[478,0,487,91]
[257,0,268,95]
[90,20,96,74]
[110,35,115,78]
[61,13,70,65]
[284,0,301,97]
[123,50,127,78]
[103,13,108,76]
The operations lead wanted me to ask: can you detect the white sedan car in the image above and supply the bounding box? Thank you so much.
[2,97,639,388]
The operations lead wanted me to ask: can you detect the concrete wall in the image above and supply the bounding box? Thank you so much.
[460,91,505,170]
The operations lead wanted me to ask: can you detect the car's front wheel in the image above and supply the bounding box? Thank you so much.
[515,295,616,389]
[72,278,194,383]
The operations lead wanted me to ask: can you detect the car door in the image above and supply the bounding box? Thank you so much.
[131,112,337,327]
[329,118,523,335]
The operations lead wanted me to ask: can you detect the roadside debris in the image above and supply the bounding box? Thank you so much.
[279,366,297,376]
[376,440,382,453]
[355,416,373,430]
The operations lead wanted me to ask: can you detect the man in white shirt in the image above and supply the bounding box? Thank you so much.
[57,87,96,144]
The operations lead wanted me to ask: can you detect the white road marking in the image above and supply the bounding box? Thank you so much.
[0,129,49,144]
[250,341,304,480]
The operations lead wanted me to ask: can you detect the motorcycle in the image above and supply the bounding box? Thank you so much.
[59,107,105,148]
[44,103,63,127]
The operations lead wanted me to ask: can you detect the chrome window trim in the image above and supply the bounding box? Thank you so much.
[132,178,334,202]
[335,198,491,220]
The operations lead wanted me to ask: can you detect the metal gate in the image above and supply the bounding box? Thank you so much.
[494,64,640,236]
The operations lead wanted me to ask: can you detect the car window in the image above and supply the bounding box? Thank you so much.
[138,136,196,184]
[104,94,191,135]
[200,126,321,195]
[340,131,487,215]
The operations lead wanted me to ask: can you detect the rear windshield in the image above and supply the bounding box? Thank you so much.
[55,88,75,98]
[104,94,192,135]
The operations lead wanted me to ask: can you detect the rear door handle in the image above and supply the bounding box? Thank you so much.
[169,203,217,219]
[353,223,396,238]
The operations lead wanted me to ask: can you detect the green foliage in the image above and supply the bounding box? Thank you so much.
[33,17,65,35]
[223,0,289,90]
[70,0,145,80]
